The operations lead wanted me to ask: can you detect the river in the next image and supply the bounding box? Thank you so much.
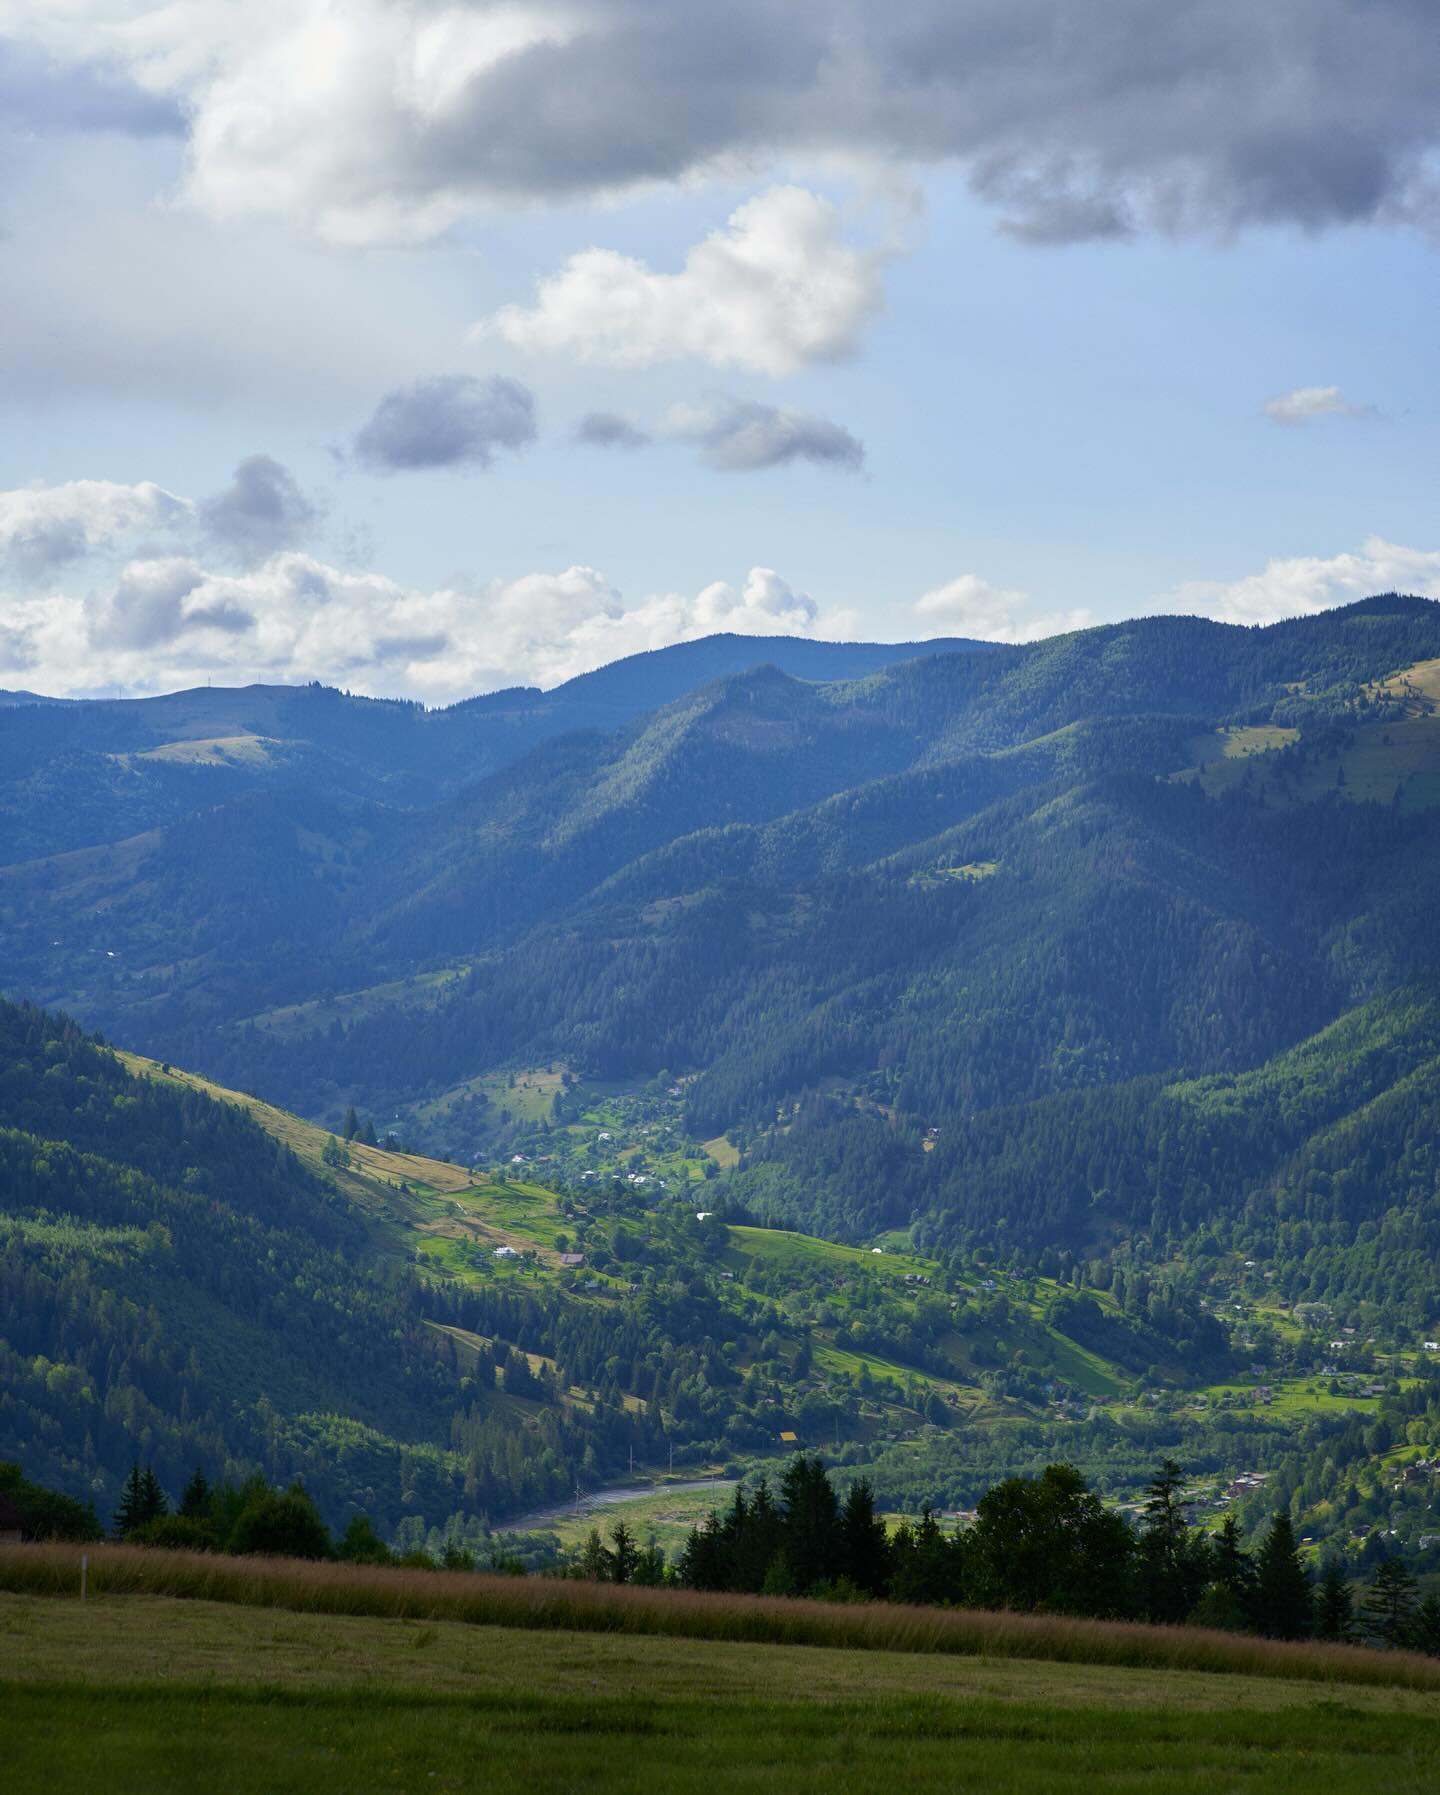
[501,1476,738,1534]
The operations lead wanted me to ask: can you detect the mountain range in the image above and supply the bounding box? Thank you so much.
[7,593,1440,1545]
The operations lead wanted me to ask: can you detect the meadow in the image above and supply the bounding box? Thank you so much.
[5,1563,1440,1793]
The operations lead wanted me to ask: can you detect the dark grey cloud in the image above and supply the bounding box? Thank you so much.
[3,517,88,581]
[185,601,256,635]
[671,400,864,473]
[575,412,652,450]
[199,456,318,565]
[372,632,451,662]
[0,39,183,138]
[89,560,205,652]
[368,1,1440,242]
[353,375,537,472]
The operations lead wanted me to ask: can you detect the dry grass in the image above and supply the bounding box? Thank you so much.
[4,1545,1437,1693]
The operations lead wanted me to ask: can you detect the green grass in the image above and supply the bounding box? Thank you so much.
[726,1225,933,1279]
[5,1588,1440,1794]
[1040,1329,1129,1399]
[8,1546,1440,1692]
[1180,708,1440,811]
[508,1485,736,1555]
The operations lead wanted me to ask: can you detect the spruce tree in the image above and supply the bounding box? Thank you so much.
[179,1469,211,1520]
[1138,1458,1205,1623]
[342,1106,360,1142]
[1361,1557,1418,1647]
[1249,1512,1312,1639]
[112,1465,146,1539]
[607,1519,640,1585]
[1314,1556,1356,1642]
[139,1466,168,1525]
[1210,1514,1253,1599]
[840,1477,891,1597]
[113,1464,167,1537]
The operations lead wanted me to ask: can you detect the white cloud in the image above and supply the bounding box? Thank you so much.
[1168,537,1440,627]
[0,479,191,580]
[1263,385,1376,425]
[914,574,1093,642]
[480,187,892,375]
[0,550,857,703]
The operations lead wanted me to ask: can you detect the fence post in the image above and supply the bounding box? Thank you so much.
[80,1553,88,1601]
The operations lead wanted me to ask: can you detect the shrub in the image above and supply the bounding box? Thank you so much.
[128,1516,218,1553]
[226,1487,331,1560]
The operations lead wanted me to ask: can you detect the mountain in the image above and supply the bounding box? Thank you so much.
[0,633,991,862]
[4,995,1194,1535]
[3,596,1440,1297]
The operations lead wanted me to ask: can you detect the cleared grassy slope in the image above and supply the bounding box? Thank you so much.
[114,1050,569,1267]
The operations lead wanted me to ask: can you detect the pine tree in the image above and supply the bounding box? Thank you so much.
[112,1465,146,1539]
[1210,1514,1253,1599]
[1314,1557,1356,1642]
[1138,1457,1205,1624]
[139,1466,168,1524]
[342,1106,360,1142]
[840,1478,891,1597]
[1361,1557,1418,1647]
[607,1519,640,1585]
[779,1454,841,1594]
[113,1463,167,1538]
[179,1469,211,1519]
[1408,1594,1440,1657]
[1249,1512,1312,1639]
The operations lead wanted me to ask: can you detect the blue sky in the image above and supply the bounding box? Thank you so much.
[2,3,1438,702]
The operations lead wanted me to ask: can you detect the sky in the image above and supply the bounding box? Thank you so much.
[1,1,1439,704]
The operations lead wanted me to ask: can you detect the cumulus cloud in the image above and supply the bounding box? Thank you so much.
[1169,537,1440,627]
[482,186,892,374]
[199,455,319,564]
[0,550,857,702]
[575,412,651,450]
[914,574,1094,642]
[353,374,537,471]
[1263,385,1377,425]
[667,400,864,473]
[88,557,208,651]
[13,2,1440,245]
[0,479,192,581]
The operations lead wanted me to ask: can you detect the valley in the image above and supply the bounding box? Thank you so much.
[6,601,1440,1577]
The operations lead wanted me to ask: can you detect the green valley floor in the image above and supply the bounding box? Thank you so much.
[3,1592,1440,1793]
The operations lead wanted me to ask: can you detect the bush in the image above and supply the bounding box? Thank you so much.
[127,1516,219,1552]
[336,1514,392,1566]
[226,1487,332,1560]
[0,1463,103,1543]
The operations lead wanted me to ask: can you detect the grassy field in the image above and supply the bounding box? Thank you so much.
[5,1580,1440,1793]
[1180,698,1440,811]
[726,1225,933,1280]
[505,1483,737,1555]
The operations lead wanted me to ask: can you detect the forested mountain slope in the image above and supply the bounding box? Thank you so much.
[0,632,985,861]
[3,595,1440,1301]
[0,999,663,1532]
[5,997,1210,1535]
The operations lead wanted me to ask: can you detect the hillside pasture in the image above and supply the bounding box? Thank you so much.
[726,1225,933,1280]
